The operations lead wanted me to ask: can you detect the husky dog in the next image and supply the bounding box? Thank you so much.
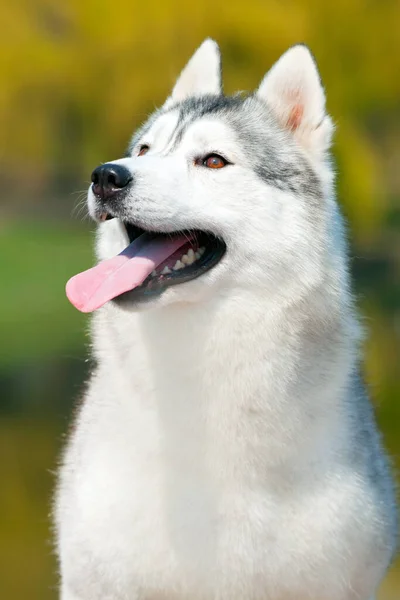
[56,40,397,599]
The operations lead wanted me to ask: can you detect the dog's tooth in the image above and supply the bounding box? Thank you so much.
[198,246,205,256]
[195,251,201,260]
[181,253,190,265]
[151,270,157,277]
[173,260,184,270]
[161,266,171,275]
[187,249,195,264]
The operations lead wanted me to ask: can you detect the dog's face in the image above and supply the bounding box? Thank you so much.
[86,40,334,311]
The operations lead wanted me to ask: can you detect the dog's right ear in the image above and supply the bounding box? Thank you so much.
[163,39,222,109]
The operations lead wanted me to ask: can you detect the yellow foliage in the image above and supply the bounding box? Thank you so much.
[1,0,399,241]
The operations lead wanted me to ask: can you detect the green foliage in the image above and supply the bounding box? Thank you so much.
[0,221,92,367]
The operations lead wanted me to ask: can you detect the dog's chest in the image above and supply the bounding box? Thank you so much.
[68,374,298,597]
[63,316,351,598]
[71,434,287,599]
[66,421,356,600]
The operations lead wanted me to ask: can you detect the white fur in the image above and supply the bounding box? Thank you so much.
[164,38,221,108]
[56,41,396,599]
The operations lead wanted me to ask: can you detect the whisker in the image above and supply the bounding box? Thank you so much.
[71,190,90,220]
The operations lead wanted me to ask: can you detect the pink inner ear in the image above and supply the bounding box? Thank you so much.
[286,104,304,131]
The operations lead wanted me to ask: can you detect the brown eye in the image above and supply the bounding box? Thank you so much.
[138,145,149,156]
[203,154,227,169]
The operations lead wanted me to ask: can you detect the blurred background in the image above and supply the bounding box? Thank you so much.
[0,0,399,598]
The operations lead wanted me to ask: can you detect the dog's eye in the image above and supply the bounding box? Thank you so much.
[202,154,227,169]
[138,145,150,156]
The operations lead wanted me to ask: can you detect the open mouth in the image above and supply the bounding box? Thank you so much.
[65,215,226,313]
[122,221,226,298]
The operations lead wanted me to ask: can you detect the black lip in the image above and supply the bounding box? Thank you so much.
[111,220,226,306]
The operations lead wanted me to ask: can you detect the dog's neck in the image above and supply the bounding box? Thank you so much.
[101,283,355,405]
[93,283,359,478]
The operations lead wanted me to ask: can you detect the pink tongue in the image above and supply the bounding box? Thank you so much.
[66,233,190,313]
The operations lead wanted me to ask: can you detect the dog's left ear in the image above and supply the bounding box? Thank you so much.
[257,45,333,157]
[163,39,222,108]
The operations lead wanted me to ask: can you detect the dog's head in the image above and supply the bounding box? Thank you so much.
[74,40,336,312]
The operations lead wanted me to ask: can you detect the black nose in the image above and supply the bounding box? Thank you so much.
[91,163,132,200]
